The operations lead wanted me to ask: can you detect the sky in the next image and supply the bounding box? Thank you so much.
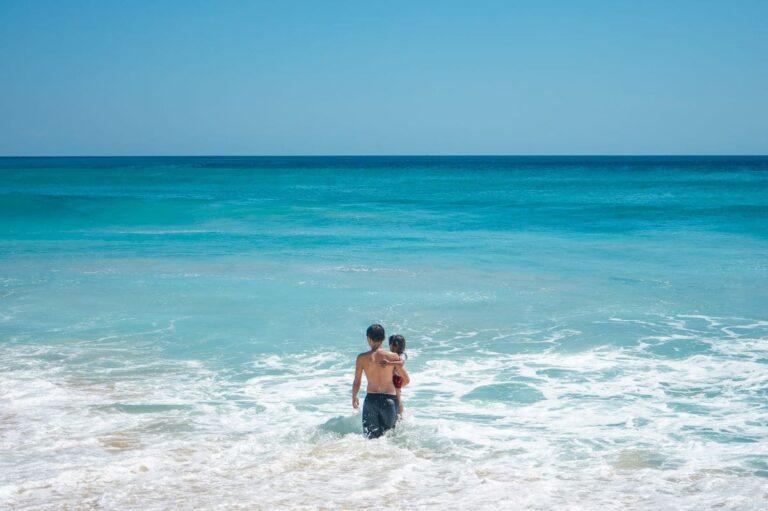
[0,0,766,156]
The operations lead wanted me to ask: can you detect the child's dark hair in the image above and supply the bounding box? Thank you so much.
[388,334,406,355]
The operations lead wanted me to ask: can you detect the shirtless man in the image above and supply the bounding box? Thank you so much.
[352,324,410,439]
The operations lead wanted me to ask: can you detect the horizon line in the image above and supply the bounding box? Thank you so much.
[2,154,768,159]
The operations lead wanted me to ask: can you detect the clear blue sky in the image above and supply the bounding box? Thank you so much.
[1,0,766,155]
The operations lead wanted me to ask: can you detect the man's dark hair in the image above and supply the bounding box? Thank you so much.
[366,324,385,343]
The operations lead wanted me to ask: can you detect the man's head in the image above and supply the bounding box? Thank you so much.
[366,323,385,348]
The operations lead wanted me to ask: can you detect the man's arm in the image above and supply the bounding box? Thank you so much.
[396,363,410,387]
[381,351,410,386]
[352,355,363,409]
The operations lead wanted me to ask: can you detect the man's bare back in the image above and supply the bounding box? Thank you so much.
[356,348,400,395]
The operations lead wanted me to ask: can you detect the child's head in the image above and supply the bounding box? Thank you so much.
[388,334,406,355]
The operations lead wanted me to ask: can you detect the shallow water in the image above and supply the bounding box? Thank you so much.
[1,156,767,510]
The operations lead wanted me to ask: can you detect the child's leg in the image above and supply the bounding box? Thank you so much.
[396,388,403,415]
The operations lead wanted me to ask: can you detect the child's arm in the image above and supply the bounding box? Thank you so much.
[378,354,404,366]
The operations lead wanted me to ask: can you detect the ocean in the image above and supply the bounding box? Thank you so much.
[1,156,766,510]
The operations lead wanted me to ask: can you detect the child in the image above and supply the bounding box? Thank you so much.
[388,334,408,415]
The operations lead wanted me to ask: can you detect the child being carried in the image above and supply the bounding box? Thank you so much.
[387,334,409,416]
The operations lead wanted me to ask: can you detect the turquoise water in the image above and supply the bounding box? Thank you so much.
[1,156,767,509]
